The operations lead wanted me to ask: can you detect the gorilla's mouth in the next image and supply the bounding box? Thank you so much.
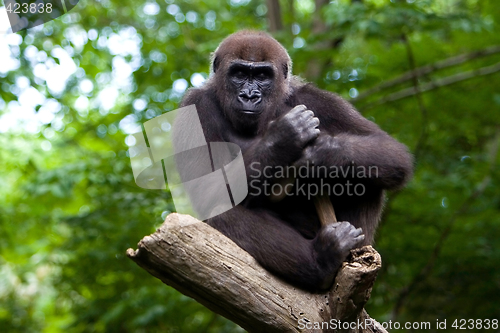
[240,109,263,115]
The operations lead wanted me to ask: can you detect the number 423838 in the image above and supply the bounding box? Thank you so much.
[5,2,53,14]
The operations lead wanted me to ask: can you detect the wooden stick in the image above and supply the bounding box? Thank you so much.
[313,192,337,227]
[270,177,337,227]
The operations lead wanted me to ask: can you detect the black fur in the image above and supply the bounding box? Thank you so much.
[176,31,413,291]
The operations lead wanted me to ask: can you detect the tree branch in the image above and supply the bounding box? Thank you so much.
[304,0,338,81]
[266,0,283,32]
[402,34,429,160]
[358,61,500,111]
[127,213,388,333]
[352,45,500,103]
[391,129,500,320]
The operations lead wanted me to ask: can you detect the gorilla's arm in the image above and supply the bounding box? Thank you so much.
[241,104,319,178]
[295,84,413,190]
[180,89,319,197]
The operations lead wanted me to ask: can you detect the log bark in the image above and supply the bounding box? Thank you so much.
[127,213,388,333]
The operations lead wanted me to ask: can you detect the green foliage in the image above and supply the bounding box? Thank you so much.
[0,0,499,331]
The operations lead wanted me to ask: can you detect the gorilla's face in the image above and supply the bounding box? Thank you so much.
[210,32,291,135]
[220,60,277,134]
[227,61,275,115]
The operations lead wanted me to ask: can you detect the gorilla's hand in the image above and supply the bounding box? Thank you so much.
[314,221,365,267]
[264,104,320,158]
[313,221,365,290]
[294,134,340,168]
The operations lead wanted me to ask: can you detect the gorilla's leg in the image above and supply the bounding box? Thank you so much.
[208,206,362,291]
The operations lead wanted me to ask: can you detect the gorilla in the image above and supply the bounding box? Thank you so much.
[176,30,413,291]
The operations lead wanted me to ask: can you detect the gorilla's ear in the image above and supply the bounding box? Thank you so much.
[282,63,288,79]
[213,56,220,73]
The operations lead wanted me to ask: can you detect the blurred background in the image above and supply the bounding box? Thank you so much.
[0,0,499,332]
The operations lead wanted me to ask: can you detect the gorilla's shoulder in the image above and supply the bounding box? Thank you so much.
[294,81,342,101]
[180,86,219,110]
[292,80,355,116]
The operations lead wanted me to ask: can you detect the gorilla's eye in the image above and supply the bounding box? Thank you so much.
[256,72,268,79]
[254,68,273,81]
[229,68,248,83]
[234,71,246,79]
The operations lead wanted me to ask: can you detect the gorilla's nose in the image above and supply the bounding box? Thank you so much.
[238,89,262,104]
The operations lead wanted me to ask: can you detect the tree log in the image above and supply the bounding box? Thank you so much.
[127,213,388,333]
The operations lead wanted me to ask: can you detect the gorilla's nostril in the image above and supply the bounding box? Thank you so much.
[239,90,261,104]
